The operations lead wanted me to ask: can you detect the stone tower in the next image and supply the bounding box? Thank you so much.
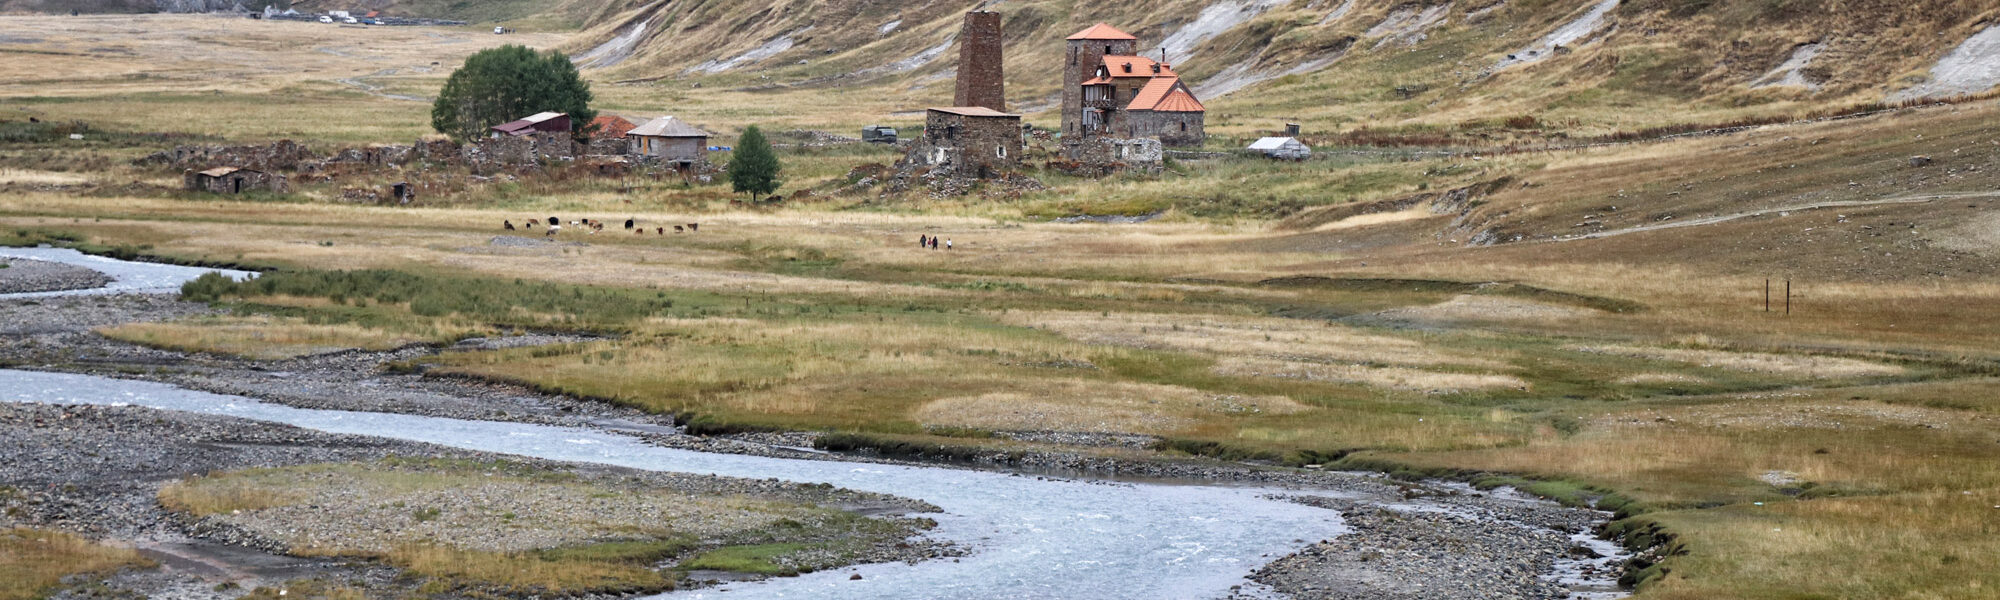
[1062,23,1139,138]
[953,11,1006,112]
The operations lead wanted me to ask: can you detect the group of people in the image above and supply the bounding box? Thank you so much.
[918,234,952,250]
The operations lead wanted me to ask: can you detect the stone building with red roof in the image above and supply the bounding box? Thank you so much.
[1062,23,1207,148]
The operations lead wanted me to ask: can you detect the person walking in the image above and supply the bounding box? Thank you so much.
[919,234,928,248]
[945,238,953,250]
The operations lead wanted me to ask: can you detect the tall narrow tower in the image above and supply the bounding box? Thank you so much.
[953,11,1006,112]
[1062,23,1138,138]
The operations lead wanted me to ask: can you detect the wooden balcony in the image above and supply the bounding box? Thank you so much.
[1082,99,1117,109]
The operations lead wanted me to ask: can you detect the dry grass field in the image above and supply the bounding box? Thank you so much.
[4,10,2000,600]
[0,527,150,600]
[158,458,921,594]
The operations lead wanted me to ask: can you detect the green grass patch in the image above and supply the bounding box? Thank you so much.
[679,543,811,576]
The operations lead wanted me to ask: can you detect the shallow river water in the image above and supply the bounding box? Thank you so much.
[1,252,1632,599]
[2,369,1348,599]
[0,246,256,298]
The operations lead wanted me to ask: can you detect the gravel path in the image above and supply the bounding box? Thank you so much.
[0,257,112,294]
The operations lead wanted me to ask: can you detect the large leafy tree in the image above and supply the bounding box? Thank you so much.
[431,45,595,141]
[728,125,782,201]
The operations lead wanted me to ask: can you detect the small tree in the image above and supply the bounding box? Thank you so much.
[431,45,595,142]
[728,125,782,201]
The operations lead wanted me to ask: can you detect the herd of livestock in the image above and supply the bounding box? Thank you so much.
[503,218,700,237]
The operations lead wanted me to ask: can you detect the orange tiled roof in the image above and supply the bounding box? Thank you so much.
[1068,23,1138,41]
[1128,77,1206,112]
[1099,55,1175,78]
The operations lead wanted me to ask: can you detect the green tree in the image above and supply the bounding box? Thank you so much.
[728,125,782,201]
[431,45,595,142]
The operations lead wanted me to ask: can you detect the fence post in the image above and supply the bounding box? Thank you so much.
[1785,280,1792,316]
[1765,279,1770,313]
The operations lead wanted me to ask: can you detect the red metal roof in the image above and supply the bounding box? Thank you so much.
[1152,89,1206,112]
[1068,23,1137,41]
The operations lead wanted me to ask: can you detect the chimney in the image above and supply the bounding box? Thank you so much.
[953,11,1006,112]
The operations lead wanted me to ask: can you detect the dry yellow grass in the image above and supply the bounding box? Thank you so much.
[1640,489,2000,600]
[0,169,92,186]
[1368,294,1597,324]
[389,544,668,592]
[0,528,150,600]
[98,315,442,360]
[1570,345,1905,379]
[1216,356,1528,393]
[1617,373,1710,386]
[999,309,1500,369]
[912,379,1308,435]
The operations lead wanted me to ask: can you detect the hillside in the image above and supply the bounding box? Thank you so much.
[545,0,2000,138]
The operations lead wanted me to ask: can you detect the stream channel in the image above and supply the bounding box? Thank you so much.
[0,247,1626,599]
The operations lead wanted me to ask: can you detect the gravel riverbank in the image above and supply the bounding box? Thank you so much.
[1,293,1630,599]
[0,257,112,294]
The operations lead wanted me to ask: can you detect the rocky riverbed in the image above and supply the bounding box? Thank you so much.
[0,291,1630,600]
[0,257,112,294]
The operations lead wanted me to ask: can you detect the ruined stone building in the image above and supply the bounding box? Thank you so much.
[911,107,1022,179]
[898,11,1023,180]
[185,167,287,195]
[1062,23,1207,149]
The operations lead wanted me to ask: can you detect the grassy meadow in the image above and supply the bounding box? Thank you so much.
[4,9,2000,600]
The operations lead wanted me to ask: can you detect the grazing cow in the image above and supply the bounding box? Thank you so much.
[524,220,536,229]
[504,220,515,231]
[548,216,559,226]
[624,219,634,230]
[656,227,664,235]
[673,225,684,233]
[635,228,644,235]
[687,223,699,232]
[545,225,561,237]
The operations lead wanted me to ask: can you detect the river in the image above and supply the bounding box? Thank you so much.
[0,246,257,298]
[0,250,1631,599]
[2,368,1346,599]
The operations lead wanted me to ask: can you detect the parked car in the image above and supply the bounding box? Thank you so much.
[862,125,899,144]
[493,26,507,34]
[317,15,332,23]
[342,16,358,24]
